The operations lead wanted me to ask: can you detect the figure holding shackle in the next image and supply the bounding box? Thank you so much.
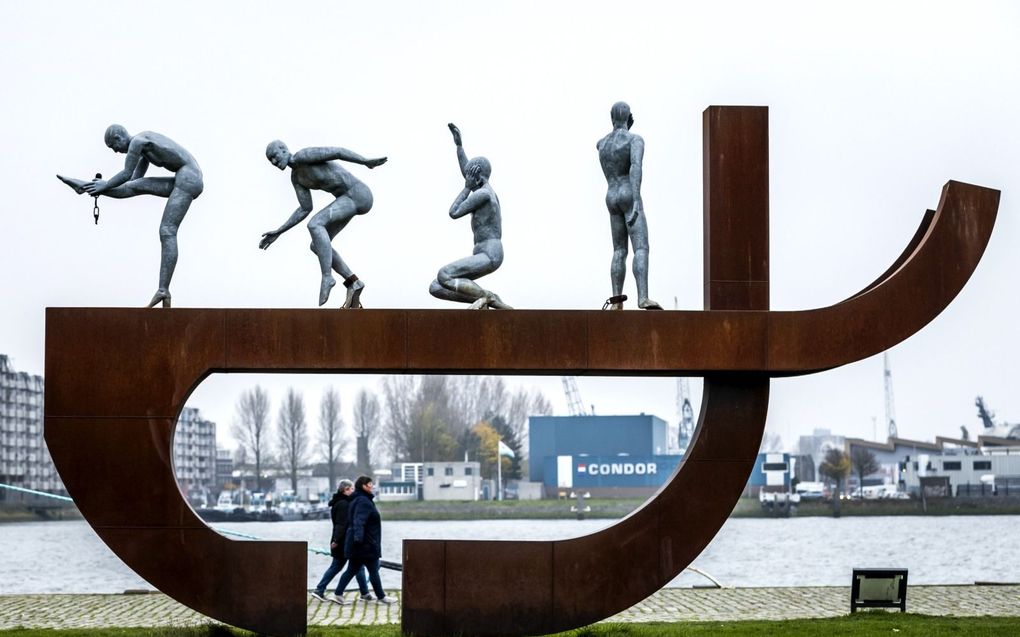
[57,125,203,308]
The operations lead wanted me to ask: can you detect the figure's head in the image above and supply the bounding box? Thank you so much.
[354,475,375,494]
[104,125,130,153]
[266,140,291,170]
[465,156,492,190]
[338,478,354,496]
[610,101,634,130]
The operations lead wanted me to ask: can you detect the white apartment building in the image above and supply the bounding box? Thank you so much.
[173,407,218,497]
[0,355,63,496]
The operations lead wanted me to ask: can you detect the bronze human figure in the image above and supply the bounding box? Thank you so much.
[57,125,203,308]
[429,124,511,309]
[259,141,387,308]
[597,102,662,310]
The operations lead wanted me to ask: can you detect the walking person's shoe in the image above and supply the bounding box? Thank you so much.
[330,593,350,605]
[377,595,398,605]
[310,590,328,602]
[359,593,376,602]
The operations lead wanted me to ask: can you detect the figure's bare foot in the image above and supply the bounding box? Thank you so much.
[147,289,172,309]
[639,298,664,310]
[56,174,89,195]
[467,295,490,310]
[319,276,336,306]
[487,293,513,310]
[342,279,365,309]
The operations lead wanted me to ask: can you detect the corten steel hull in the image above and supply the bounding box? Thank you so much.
[42,106,999,637]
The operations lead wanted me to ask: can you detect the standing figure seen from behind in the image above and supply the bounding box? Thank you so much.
[597,102,662,310]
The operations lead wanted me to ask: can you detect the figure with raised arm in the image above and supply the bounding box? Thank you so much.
[428,124,511,310]
[597,102,662,310]
[259,140,387,308]
[56,125,203,308]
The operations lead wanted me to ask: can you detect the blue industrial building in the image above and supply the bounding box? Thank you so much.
[528,414,682,497]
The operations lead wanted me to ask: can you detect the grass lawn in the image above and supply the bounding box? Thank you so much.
[1,614,1018,636]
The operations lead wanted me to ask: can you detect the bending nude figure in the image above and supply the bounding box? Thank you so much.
[429,124,511,310]
[57,125,203,308]
[597,102,662,310]
[259,141,386,308]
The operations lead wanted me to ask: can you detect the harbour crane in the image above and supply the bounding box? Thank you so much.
[562,377,588,416]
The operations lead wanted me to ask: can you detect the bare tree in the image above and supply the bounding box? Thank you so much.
[278,387,309,494]
[318,387,345,491]
[506,387,552,457]
[850,446,881,498]
[232,386,271,492]
[382,376,460,462]
[382,375,419,462]
[353,388,381,474]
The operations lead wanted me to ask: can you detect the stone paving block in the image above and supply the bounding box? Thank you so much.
[1,586,1018,630]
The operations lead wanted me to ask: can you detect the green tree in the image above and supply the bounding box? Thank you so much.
[470,421,502,479]
[407,403,458,463]
[818,448,850,518]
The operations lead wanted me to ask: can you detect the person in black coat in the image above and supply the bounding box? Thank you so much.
[331,475,397,604]
[311,479,370,601]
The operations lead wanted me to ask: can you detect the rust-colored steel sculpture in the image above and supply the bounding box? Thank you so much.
[44,106,999,637]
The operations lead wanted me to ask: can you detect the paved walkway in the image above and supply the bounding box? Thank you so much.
[1,586,1018,630]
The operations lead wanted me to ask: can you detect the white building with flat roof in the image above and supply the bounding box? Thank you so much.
[902,446,1020,496]
[423,461,481,501]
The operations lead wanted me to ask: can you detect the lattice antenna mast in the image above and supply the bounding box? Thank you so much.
[884,352,897,438]
[562,377,587,416]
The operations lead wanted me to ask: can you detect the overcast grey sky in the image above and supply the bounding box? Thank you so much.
[2,1,1017,460]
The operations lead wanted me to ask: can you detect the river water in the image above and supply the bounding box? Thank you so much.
[1,516,1018,593]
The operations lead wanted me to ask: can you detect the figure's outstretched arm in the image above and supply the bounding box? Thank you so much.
[292,147,387,168]
[627,136,645,226]
[449,123,468,177]
[259,182,314,249]
[84,139,144,195]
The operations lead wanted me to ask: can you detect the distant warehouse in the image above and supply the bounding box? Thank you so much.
[528,414,683,498]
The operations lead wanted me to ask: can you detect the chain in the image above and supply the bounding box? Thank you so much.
[92,172,101,224]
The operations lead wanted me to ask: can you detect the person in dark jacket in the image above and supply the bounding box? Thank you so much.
[331,475,397,604]
[311,479,370,602]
